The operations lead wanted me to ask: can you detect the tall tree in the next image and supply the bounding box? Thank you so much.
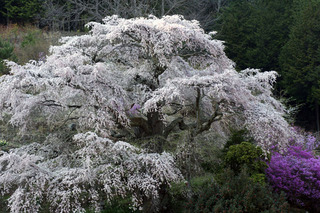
[0,38,16,75]
[0,1,6,24]
[280,0,320,130]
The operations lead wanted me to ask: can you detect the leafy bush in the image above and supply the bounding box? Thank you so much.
[21,31,38,47]
[0,195,9,213]
[189,169,289,213]
[224,142,267,183]
[266,145,320,211]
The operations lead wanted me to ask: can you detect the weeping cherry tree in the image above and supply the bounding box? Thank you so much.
[0,15,294,212]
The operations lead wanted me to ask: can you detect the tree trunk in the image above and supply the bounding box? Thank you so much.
[147,111,164,135]
[6,9,9,26]
[133,0,137,16]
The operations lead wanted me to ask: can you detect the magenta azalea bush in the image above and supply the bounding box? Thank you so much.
[266,145,320,211]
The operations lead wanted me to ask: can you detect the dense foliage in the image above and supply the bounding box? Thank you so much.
[224,142,267,183]
[216,0,293,72]
[189,169,289,213]
[1,0,42,23]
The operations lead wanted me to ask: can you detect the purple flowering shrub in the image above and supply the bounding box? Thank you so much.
[266,145,320,211]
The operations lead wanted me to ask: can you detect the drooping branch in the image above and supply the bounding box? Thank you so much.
[41,99,83,109]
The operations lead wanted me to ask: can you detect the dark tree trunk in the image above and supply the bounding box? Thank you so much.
[147,111,164,135]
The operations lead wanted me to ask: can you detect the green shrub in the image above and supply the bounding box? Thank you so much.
[83,196,137,213]
[225,142,267,174]
[21,31,38,47]
[189,169,289,213]
[198,142,224,174]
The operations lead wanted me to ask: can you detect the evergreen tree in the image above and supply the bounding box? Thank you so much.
[280,0,320,130]
[216,0,258,70]
[216,0,293,71]
[0,38,16,75]
[2,0,41,24]
[0,1,6,24]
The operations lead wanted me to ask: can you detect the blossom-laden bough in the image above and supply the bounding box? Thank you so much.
[0,132,182,212]
[0,15,295,212]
